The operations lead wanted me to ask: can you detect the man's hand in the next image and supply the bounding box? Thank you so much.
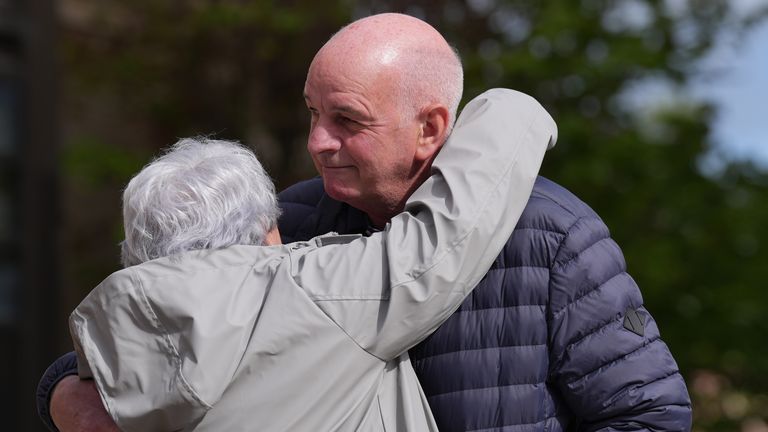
[50,375,119,432]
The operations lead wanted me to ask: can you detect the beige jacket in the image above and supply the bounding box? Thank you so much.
[70,89,558,431]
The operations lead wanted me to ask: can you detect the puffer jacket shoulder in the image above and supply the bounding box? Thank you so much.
[277,177,326,243]
[277,176,692,432]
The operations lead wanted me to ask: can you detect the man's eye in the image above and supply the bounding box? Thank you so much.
[338,116,359,126]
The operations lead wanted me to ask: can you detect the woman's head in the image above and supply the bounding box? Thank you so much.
[120,137,281,267]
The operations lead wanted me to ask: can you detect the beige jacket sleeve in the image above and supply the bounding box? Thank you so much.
[291,88,557,360]
[71,269,214,431]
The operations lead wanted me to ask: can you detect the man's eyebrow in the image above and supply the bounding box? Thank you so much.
[334,105,367,118]
[302,95,368,118]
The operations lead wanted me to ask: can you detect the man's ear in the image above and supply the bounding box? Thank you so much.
[415,104,450,161]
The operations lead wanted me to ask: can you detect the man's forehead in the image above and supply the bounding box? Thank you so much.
[307,54,373,89]
[305,64,394,105]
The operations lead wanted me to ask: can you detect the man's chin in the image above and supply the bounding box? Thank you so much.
[322,179,361,204]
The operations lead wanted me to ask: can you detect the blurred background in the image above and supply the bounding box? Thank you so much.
[2,0,767,430]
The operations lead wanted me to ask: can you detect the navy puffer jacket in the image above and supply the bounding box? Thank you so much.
[279,176,692,432]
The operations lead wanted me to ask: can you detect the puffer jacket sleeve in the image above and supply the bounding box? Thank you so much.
[547,214,692,431]
[36,351,79,431]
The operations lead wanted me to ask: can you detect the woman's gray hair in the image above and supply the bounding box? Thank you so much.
[120,137,281,267]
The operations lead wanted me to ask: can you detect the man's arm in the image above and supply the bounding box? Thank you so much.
[38,352,117,432]
[48,376,119,432]
[547,215,692,431]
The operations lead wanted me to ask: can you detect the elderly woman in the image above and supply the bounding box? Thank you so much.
[69,89,556,431]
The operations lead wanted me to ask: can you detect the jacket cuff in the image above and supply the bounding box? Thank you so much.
[36,351,79,432]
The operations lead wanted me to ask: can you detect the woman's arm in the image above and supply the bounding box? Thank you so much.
[293,89,557,360]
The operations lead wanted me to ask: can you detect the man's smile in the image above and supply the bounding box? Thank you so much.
[322,165,354,171]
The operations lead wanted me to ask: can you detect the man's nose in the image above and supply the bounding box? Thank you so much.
[307,123,341,155]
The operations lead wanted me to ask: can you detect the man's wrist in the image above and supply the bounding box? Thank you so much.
[49,375,81,429]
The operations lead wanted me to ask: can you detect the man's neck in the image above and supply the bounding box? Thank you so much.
[365,168,434,229]
[367,214,391,230]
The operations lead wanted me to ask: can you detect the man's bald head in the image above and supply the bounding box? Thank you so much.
[315,13,463,130]
[304,13,464,225]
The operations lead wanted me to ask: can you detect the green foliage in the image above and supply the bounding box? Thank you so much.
[62,136,149,187]
[61,0,351,182]
[59,1,768,429]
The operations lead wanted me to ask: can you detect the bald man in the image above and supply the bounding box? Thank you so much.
[38,13,691,432]
[288,13,692,432]
[302,14,463,229]
[304,14,462,231]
